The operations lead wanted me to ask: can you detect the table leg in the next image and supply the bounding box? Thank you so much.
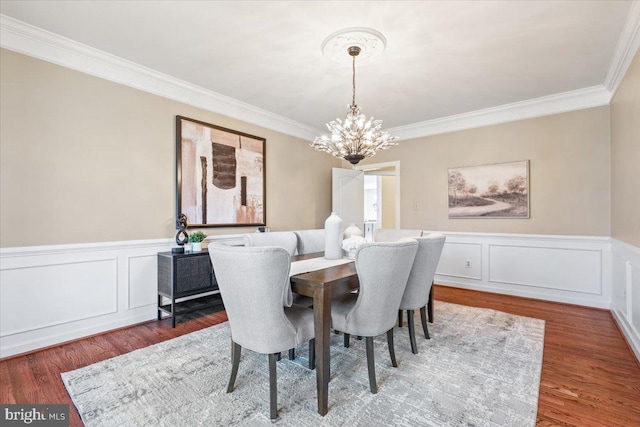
[313,286,331,416]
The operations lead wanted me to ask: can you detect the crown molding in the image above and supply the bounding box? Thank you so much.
[0,13,629,143]
[605,0,640,97]
[387,85,611,141]
[0,14,322,141]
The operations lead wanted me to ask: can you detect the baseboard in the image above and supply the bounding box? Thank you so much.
[612,308,640,363]
[435,278,610,309]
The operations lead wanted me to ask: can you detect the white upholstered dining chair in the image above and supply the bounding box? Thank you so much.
[208,245,315,421]
[397,234,446,353]
[331,240,418,393]
[373,228,423,242]
[293,229,325,255]
[242,231,298,256]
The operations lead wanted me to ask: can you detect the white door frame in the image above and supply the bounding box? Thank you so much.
[355,161,401,229]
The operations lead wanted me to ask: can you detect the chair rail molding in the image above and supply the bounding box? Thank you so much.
[0,235,244,358]
[427,231,612,309]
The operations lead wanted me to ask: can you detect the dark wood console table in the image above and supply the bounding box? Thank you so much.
[157,250,224,327]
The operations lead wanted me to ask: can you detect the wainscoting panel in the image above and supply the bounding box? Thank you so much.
[128,255,158,310]
[430,232,611,309]
[611,239,640,362]
[0,259,118,336]
[488,245,602,294]
[436,242,482,280]
[0,235,242,358]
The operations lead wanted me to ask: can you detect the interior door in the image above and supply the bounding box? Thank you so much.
[332,167,364,230]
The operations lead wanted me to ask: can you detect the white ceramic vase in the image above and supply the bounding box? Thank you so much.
[343,223,363,239]
[191,242,202,252]
[324,212,343,260]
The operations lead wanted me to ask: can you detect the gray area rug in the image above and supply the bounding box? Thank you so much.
[62,302,545,426]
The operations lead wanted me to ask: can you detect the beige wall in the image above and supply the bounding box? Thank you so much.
[0,49,339,247]
[360,106,611,236]
[611,50,640,248]
[381,175,396,228]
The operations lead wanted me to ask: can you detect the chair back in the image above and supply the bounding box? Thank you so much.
[399,234,446,310]
[293,229,325,255]
[242,231,298,256]
[209,245,298,354]
[347,240,418,336]
[373,228,423,242]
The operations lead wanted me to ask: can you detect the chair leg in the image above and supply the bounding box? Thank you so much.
[344,333,350,348]
[408,309,418,354]
[309,339,316,370]
[365,337,377,394]
[288,348,295,360]
[227,341,241,393]
[398,309,403,327]
[268,353,278,421]
[386,328,398,367]
[420,306,431,339]
[357,336,362,340]
[428,284,434,323]
[276,352,281,361]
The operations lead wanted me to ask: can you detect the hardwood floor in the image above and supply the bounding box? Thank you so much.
[1,286,639,426]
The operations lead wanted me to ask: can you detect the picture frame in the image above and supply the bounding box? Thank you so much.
[176,116,266,227]
[448,160,529,218]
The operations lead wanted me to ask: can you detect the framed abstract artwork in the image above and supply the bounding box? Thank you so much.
[176,116,266,227]
[448,160,529,218]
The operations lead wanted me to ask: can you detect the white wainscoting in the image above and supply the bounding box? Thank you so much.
[0,232,630,360]
[428,231,612,309]
[611,239,640,362]
[0,235,244,358]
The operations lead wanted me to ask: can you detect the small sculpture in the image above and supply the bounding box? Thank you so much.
[174,214,189,252]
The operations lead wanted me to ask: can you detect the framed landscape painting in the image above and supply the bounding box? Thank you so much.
[448,160,529,218]
[176,116,266,227]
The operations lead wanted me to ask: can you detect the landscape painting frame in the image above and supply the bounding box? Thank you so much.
[448,160,529,219]
[176,116,266,228]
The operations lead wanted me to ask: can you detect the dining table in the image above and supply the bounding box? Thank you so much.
[289,252,359,417]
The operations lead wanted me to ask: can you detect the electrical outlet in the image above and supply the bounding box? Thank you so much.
[465,260,471,268]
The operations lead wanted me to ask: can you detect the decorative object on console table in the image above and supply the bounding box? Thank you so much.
[324,212,343,259]
[188,231,207,252]
[173,213,189,254]
[343,223,363,239]
[342,235,366,259]
[157,250,223,328]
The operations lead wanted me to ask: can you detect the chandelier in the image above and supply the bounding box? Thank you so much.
[311,36,397,165]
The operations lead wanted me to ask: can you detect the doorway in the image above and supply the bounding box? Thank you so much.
[332,161,401,241]
[357,161,400,241]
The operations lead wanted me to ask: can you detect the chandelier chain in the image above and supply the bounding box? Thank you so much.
[352,54,356,108]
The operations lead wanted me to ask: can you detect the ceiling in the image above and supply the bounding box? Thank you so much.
[0,1,635,137]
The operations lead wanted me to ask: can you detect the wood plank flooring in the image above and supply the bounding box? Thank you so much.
[1,286,639,426]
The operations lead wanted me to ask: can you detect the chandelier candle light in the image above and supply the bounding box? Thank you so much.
[312,28,397,165]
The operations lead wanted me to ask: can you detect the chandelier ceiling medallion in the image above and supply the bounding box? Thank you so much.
[311,28,397,165]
